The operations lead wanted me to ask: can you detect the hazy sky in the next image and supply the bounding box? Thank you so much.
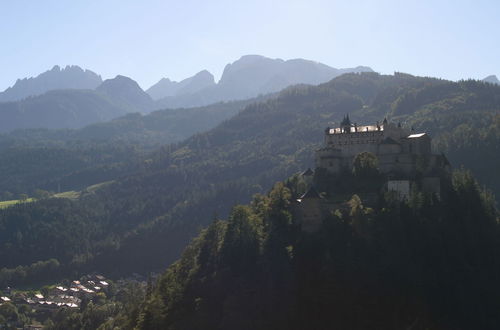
[1,0,499,91]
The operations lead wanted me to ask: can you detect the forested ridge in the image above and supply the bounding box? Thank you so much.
[128,171,499,330]
[0,72,499,289]
[0,96,266,197]
[45,170,500,329]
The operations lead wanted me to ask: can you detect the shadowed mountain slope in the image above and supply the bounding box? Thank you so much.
[0,95,270,196]
[0,72,499,287]
[96,75,155,113]
[0,75,156,132]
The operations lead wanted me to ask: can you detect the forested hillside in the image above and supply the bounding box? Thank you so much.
[0,89,127,132]
[45,170,500,329]
[0,96,267,197]
[1,72,499,289]
[0,75,153,133]
[130,171,499,330]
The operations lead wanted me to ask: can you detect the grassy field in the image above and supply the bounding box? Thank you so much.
[0,180,115,209]
[84,180,114,193]
[53,190,80,199]
[0,198,35,209]
[0,192,80,209]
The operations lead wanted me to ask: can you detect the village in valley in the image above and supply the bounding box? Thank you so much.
[2,274,109,310]
[0,273,149,329]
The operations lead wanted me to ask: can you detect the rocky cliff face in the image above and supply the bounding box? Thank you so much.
[155,55,373,109]
[0,65,102,102]
[146,70,215,100]
[218,55,373,99]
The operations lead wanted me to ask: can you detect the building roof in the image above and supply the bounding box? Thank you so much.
[441,153,451,166]
[300,187,322,199]
[407,133,427,138]
[341,114,351,127]
[380,137,400,145]
[302,168,314,176]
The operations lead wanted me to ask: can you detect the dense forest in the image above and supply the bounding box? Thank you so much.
[0,72,499,290]
[0,96,266,197]
[43,169,499,329]
[133,171,498,330]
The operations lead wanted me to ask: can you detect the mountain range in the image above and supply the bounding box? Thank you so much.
[0,55,372,132]
[0,75,154,132]
[153,55,373,108]
[0,65,102,102]
[0,72,499,283]
[146,70,215,100]
[0,58,499,329]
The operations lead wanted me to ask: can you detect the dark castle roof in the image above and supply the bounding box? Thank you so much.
[300,187,321,199]
[302,168,314,176]
[341,114,351,127]
[380,137,400,145]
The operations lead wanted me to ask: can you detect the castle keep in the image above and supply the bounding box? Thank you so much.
[296,116,451,233]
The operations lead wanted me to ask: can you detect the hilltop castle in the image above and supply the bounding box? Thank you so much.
[296,116,451,233]
[316,115,448,176]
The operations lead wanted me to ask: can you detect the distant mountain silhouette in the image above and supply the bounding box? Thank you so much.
[156,55,373,108]
[0,56,372,131]
[0,75,155,132]
[0,65,102,102]
[97,75,154,113]
[483,75,500,85]
[146,70,215,100]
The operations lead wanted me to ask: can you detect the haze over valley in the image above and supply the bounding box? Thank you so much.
[0,55,373,132]
[0,1,499,329]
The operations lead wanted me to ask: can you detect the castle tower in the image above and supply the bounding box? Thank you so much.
[301,168,314,187]
[341,114,352,133]
[298,187,323,233]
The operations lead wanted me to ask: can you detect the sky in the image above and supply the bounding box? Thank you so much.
[1,0,499,91]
